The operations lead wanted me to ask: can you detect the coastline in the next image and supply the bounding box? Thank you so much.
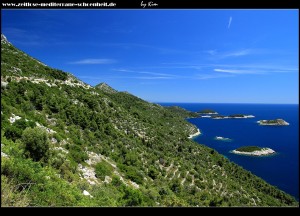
[231,148,276,156]
[177,103,298,200]
[188,128,201,139]
[212,115,255,119]
[198,112,218,115]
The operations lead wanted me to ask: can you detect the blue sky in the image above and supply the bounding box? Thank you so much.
[1,9,299,104]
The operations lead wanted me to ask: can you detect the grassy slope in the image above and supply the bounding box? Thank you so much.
[1,34,298,207]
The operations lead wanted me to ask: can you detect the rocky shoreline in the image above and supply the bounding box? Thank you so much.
[188,128,201,139]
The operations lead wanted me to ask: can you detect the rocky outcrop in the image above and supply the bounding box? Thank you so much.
[8,114,21,123]
[1,34,11,46]
[95,82,118,94]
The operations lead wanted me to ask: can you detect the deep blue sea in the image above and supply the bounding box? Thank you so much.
[159,103,299,200]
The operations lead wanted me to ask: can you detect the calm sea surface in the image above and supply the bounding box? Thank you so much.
[159,103,299,200]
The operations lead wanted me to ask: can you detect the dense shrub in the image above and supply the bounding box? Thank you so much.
[68,144,88,164]
[22,127,49,162]
[4,125,22,141]
[122,186,144,206]
[95,161,113,181]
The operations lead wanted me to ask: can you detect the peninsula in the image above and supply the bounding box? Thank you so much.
[212,114,255,119]
[257,119,289,126]
[232,146,276,156]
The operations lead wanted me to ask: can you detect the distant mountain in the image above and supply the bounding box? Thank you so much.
[1,34,298,207]
[95,82,118,94]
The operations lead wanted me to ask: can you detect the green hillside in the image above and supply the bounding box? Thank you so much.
[1,34,298,207]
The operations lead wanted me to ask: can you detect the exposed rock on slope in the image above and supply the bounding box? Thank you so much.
[95,82,118,94]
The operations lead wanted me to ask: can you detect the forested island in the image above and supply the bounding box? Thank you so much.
[257,119,289,126]
[232,146,276,156]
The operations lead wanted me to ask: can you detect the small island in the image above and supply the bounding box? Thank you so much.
[228,114,255,118]
[197,109,218,115]
[214,136,232,141]
[212,114,255,119]
[231,146,276,156]
[257,119,289,126]
[211,115,228,119]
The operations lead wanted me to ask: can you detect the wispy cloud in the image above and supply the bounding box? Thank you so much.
[157,62,297,77]
[204,50,217,56]
[222,49,252,58]
[77,61,298,84]
[114,69,134,73]
[99,43,185,55]
[214,68,262,74]
[134,76,174,80]
[195,73,234,80]
[3,27,42,46]
[203,48,255,59]
[114,68,235,80]
[228,16,233,29]
[113,68,179,80]
[69,58,116,65]
[115,68,175,77]
[213,63,297,74]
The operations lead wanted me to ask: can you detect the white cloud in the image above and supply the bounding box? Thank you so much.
[69,58,116,64]
[213,63,297,74]
[222,49,251,58]
[139,71,175,77]
[196,74,234,80]
[204,50,217,56]
[114,68,134,72]
[76,62,297,83]
[228,16,232,29]
[214,68,261,74]
[134,76,174,80]
[203,49,254,59]
[113,68,179,79]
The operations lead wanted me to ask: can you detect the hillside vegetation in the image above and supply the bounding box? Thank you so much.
[1,34,298,207]
[236,146,262,152]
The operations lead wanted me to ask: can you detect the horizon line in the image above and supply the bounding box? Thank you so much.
[153,102,299,105]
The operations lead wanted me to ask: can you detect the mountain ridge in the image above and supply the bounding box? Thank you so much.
[95,82,118,94]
